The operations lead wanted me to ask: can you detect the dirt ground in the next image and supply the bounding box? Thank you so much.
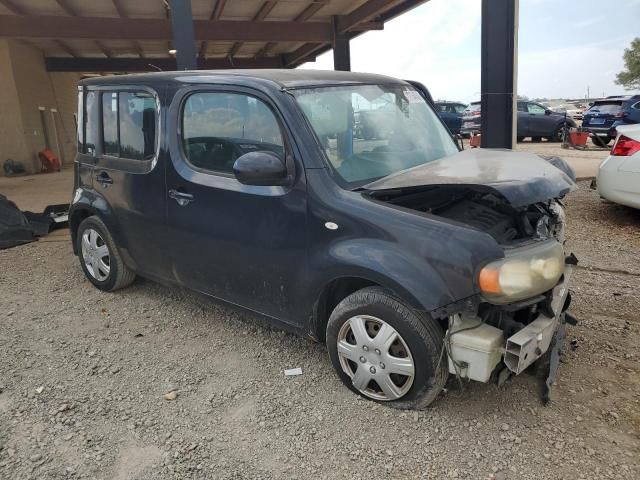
[1,174,640,478]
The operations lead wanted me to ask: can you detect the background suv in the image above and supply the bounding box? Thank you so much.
[461,100,577,141]
[583,95,640,145]
[434,101,467,134]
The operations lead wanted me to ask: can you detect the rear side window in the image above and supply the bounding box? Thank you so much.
[181,92,284,175]
[84,91,99,155]
[101,91,157,160]
[588,101,622,115]
[102,93,118,156]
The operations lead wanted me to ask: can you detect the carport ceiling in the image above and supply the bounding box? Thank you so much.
[0,0,428,72]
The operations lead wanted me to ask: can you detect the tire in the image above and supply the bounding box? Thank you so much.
[550,124,567,142]
[326,286,448,409]
[76,216,135,291]
[592,135,611,147]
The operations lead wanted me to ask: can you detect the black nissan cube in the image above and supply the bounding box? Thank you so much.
[70,70,576,408]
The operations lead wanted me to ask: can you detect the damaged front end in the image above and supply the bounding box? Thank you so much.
[364,150,578,403]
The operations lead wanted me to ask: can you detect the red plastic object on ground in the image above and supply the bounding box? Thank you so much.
[469,134,481,148]
[569,131,589,146]
[38,149,61,172]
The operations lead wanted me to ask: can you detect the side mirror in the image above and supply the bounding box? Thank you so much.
[545,109,552,115]
[233,151,288,186]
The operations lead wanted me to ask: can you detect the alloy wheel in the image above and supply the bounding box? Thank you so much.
[336,315,415,401]
[81,228,111,281]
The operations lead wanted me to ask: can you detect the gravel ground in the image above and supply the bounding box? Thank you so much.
[1,181,639,480]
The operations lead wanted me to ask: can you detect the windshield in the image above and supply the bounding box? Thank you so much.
[587,101,622,115]
[293,84,458,186]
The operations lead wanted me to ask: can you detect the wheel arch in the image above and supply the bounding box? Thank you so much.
[69,206,98,254]
[310,274,425,343]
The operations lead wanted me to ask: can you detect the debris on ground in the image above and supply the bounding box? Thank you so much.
[0,194,69,249]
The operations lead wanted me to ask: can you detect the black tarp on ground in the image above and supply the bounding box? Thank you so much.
[0,194,34,249]
[0,195,69,249]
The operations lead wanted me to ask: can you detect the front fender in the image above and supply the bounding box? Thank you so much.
[310,237,486,314]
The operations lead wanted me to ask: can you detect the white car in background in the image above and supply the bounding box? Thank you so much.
[597,124,640,209]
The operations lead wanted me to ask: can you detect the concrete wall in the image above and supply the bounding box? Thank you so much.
[0,41,29,172]
[0,40,80,175]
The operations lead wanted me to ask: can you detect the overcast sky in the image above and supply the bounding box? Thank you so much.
[300,0,640,102]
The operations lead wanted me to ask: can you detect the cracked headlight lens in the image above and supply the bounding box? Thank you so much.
[479,241,565,304]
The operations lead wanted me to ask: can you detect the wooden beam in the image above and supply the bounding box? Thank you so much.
[45,56,283,72]
[209,0,227,20]
[287,0,427,67]
[110,0,127,18]
[336,0,404,33]
[294,1,327,22]
[54,39,78,57]
[255,42,276,59]
[0,15,333,42]
[256,1,327,62]
[54,0,80,16]
[94,40,113,58]
[0,0,28,15]
[110,0,145,58]
[199,0,227,58]
[283,43,323,66]
[229,1,278,60]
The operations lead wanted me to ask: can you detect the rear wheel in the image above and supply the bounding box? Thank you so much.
[592,135,611,147]
[77,216,135,291]
[326,287,447,409]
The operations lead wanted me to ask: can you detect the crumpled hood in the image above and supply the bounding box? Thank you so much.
[364,148,577,207]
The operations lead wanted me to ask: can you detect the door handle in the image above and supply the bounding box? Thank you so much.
[95,172,113,186]
[168,189,194,206]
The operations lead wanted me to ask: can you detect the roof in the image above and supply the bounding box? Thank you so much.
[79,68,406,88]
[594,95,640,102]
[0,0,430,73]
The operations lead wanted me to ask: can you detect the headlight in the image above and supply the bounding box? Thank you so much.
[479,241,565,304]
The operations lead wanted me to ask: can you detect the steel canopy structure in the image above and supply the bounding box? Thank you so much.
[0,0,519,149]
[0,0,428,72]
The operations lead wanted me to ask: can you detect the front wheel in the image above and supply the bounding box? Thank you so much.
[326,287,447,409]
[550,124,568,142]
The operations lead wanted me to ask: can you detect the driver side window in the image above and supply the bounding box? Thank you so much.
[182,92,284,175]
[527,103,547,115]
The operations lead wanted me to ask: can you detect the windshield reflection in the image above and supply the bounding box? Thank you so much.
[294,84,458,186]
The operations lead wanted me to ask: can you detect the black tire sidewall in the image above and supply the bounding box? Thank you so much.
[76,217,120,291]
[327,293,443,406]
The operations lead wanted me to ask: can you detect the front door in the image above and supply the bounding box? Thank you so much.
[163,86,308,326]
[525,102,551,137]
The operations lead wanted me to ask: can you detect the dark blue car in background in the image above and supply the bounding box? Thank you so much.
[582,95,640,144]
[434,101,467,134]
